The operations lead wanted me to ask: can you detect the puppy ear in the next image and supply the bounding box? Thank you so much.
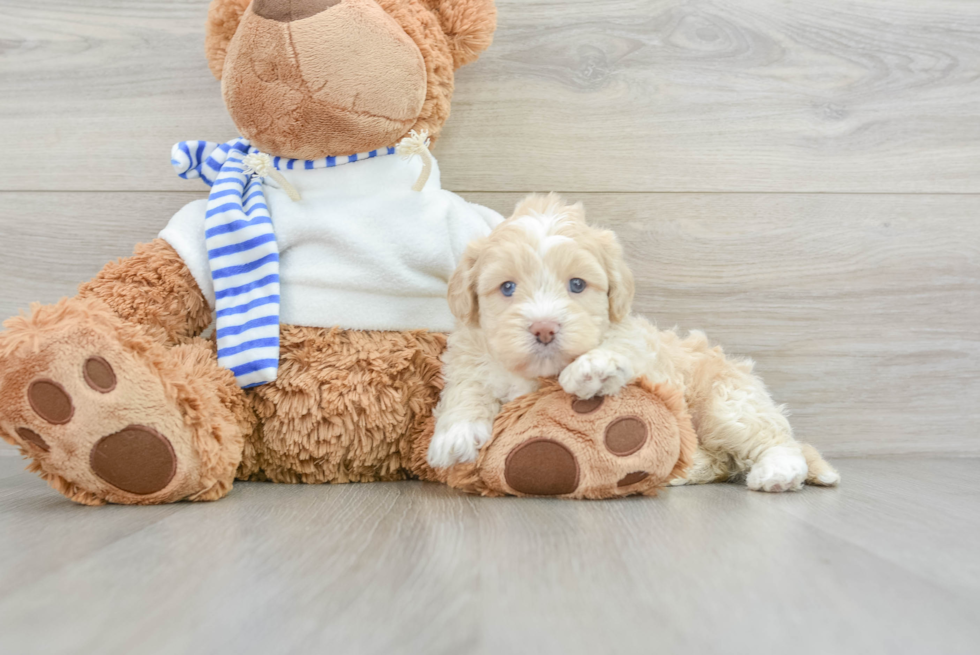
[595,230,635,323]
[448,239,485,326]
[428,0,497,69]
[205,0,252,80]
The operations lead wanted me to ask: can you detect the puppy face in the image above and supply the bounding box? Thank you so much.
[450,194,635,378]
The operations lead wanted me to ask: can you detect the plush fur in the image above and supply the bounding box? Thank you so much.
[0,294,254,505]
[205,0,251,79]
[77,239,213,344]
[239,326,446,484]
[429,194,841,492]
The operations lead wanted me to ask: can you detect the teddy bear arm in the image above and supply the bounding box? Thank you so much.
[77,238,213,346]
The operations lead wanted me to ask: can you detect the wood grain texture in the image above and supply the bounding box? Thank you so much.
[0,192,195,317]
[2,0,980,192]
[1,191,977,457]
[0,456,978,655]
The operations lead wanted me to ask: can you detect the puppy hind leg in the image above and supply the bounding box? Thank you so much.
[801,442,841,486]
[695,366,808,493]
[668,447,730,486]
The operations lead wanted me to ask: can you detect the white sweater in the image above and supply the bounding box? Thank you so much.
[160,154,501,332]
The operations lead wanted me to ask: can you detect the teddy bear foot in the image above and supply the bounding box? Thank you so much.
[439,378,699,500]
[0,297,252,505]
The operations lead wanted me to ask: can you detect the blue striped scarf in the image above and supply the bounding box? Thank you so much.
[172,137,396,388]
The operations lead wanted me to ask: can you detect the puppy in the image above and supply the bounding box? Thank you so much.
[427,194,840,492]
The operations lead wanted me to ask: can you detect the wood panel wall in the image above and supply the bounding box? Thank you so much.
[1,0,978,457]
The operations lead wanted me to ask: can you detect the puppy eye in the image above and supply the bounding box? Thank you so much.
[569,278,587,294]
[500,281,517,297]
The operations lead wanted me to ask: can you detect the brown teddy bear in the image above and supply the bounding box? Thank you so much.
[0,0,695,505]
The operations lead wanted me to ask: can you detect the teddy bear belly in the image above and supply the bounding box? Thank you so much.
[236,324,446,484]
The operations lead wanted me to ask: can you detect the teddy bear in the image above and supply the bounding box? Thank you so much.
[0,0,696,505]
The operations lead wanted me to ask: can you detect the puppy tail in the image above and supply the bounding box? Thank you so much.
[801,442,841,487]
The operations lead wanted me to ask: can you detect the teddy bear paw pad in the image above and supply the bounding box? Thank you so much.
[604,417,648,456]
[27,379,74,424]
[617,471,650,487]
[571,396,604,414]
[16,427,49,451]
[90,426,177,495]
[82,356,117,392]
[17,360,179,497]
[504,438,580,496]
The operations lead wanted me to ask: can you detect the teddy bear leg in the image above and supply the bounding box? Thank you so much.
[237,327,445,484]
[0,241,254,504]
[691,370,810,493]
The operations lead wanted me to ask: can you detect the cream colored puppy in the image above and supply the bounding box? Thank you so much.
[427,194,840,492]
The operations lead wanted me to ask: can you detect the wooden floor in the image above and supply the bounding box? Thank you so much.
[1,1,979,652]
[0,454,977,655]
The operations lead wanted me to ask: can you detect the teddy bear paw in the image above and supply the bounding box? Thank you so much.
[0,298,243,505]
[461,380,697,499]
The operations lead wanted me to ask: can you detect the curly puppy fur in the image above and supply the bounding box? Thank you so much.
[429,194,841,492]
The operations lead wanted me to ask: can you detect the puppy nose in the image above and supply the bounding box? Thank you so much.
[252,0,343,23]
[530,320,560,344]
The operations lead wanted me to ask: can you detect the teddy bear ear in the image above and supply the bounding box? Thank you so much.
[429,0,498,69]
[205,0,252,80]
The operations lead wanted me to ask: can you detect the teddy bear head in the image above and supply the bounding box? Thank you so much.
[205,0,496,160]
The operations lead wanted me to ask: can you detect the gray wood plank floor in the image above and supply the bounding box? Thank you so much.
[0,455,977,655]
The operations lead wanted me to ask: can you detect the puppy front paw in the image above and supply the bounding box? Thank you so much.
[559,349,634,399]
[427,421,493,468]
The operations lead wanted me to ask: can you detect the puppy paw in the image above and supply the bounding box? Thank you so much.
[559,349,634,399]
[746,446,808,493]
[813,469,842,486]
[427,421,493,468]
